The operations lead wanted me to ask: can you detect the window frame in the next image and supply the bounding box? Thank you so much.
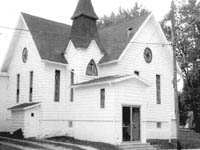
[70,69,74,102]
[156,122,162,128]
[54,70,61,102]
[156,74,161,104]
[29,71,33,102]
[16,74,20,103]
[69,121,73,128]
[100,88,105,108]
[86,59,98,76]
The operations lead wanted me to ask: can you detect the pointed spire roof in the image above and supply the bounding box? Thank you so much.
[71,0,98,20]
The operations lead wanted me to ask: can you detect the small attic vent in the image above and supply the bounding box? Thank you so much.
[128,27,133,31]
[127,27,133,40]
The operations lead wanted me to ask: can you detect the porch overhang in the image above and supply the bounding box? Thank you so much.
[8,102,41,111]
[71,74,151,88]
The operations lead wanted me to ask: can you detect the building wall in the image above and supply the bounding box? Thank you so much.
[11,110,25,132]
[0,74,9,131]
[24,106,40,138]
[1,13,176,142]
[68,84,118,143]
[38,63,71,138]
[113,79,174,141]
[4,16,72,137]
[65,40,103,83]
[5,16,45,134]
[98,15,175,140]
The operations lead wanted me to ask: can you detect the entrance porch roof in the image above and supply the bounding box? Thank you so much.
[71,74,151,88]
[8,102,41,111]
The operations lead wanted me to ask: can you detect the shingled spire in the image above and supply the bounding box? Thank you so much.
[71,0,98,20]
[69,0,105,53]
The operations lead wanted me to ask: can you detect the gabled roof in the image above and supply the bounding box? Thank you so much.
[71,0,98,20]
[98,13,150,64]
[21,12,150,65]
[72,74,151,88]
[1,11,150,72]
[8,102,40,111]
[22,13,71,64]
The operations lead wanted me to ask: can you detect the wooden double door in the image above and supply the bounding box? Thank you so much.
[122,106,140,142]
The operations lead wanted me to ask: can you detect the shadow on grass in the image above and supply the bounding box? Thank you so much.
[47,136,122,150]
[147,138,200,149]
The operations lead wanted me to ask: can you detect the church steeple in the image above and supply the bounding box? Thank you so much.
[69,0,105,53]
[71,0,98,20]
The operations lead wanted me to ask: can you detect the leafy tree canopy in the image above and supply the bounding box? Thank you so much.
[161,0,200,132]
[97,2,150,29]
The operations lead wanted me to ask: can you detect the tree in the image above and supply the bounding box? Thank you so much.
[97,2,149,29]
[161,0,200,132]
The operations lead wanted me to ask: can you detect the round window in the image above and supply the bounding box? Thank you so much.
[144,47,152,63]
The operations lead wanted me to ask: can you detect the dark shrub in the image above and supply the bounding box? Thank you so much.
[12,128,24,139]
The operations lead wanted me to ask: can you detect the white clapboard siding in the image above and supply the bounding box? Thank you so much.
[70,84,118,143]
[11,111,25,132]
[65,40,103,83]
[0,75,9,131]
[98,15,175,122]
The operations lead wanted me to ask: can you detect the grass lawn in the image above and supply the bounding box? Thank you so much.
[0,143,21,150]
[48,129,200,150]
[148,129,200,149]
[28,138,85,150]
[48,136,122,150]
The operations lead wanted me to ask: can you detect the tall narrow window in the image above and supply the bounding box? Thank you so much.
[86,59,98,76]
[54,70,60,102]
[156,75,161,104]
[70,69,74,102]
[100,88,105,108]
[29,71,33,102]
[16,74,20,103]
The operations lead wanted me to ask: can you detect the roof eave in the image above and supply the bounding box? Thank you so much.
[71,81,111,88]
[8,102,41,111]
[98,60,118,66]
[71,75,151,88]
[41,59,68,66]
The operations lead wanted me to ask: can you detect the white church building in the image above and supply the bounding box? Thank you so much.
[0,0,177,144]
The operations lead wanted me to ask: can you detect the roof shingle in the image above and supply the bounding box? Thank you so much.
[21,12,150,65]
[71,0,98,20]
[98,13,150,64]
[22,13,71,64]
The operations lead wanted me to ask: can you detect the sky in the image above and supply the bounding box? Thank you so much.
[0,0,172,68]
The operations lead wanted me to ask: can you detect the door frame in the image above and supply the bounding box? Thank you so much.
[122,105,141,142]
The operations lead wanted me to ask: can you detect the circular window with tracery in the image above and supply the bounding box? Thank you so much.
[22,47,28,63]
[144,47,152,63]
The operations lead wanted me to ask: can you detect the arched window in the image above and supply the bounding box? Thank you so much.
[86,59,98,76]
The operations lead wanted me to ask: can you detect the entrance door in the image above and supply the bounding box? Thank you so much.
[122,106,140,142]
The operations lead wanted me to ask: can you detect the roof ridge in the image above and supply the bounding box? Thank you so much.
[21,12,71,28]
[98,13,150,32]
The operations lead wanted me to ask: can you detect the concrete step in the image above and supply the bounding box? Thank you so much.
[120,142,157,150]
